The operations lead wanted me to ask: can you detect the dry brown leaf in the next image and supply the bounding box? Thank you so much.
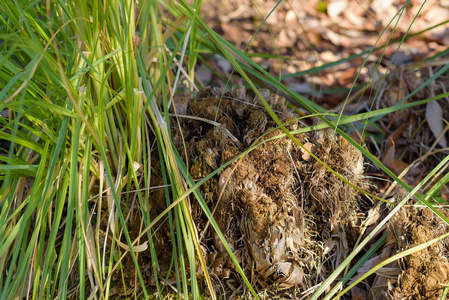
[114,236,148,252]
[382,144,409,175]
[364,204,381,227]
[277,263,304,289]
[385,122,409,149]
[351,286,368,300]
[252,245,271,273]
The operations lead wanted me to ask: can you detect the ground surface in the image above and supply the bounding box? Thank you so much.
[109,1,449,298]
[189,0,449,299]
[198,0,449,104]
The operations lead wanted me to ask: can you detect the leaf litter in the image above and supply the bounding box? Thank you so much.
[364,58,449,300]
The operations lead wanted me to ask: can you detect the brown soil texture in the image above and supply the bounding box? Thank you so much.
[104,82,449,298]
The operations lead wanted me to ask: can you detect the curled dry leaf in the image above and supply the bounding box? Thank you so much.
[277,262,304,289]
[114,236,148,252]
[382,144,409,175]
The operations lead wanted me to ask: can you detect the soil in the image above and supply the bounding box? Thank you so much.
[106,79,449,299]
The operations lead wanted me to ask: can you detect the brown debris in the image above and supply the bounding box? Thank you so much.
[169,87,365,293]
[198,0,449,103]
[374,61,449,185]
[387,205,449,300]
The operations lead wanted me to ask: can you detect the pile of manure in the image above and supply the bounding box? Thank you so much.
[152,87,366,295]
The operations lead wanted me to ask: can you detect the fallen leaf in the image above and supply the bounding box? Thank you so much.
[277,262,304,289]
[196,63,213,84]
[426,100,447,148]
[383,144,409,175]
[327,0,348,19]
[386,122,409,149]
[301,142,314,161]
[114,236,148,252]
[214,54,232,73]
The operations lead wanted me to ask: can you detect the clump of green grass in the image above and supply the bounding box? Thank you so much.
[1,0,448,299]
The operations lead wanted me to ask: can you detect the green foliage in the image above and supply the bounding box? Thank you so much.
[0,0,448,299]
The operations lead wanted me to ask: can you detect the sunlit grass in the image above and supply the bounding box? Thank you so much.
[1,0,448,299]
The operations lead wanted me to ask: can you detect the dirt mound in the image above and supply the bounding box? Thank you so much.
[167,87,365,293]
[387,206,449,300]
